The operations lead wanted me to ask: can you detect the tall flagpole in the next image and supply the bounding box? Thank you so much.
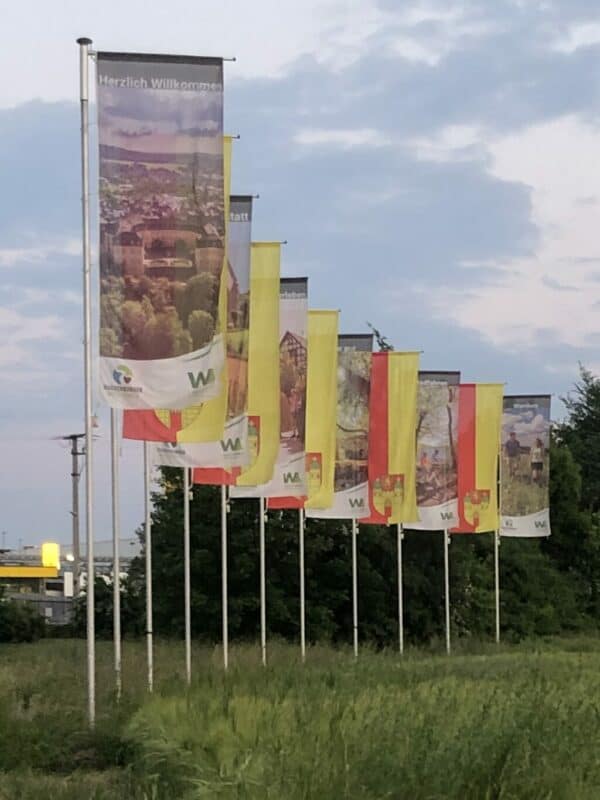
[110,410,121,700]
[444,530,451,654]
[397,523,404,655]
[183,468,192,684]
[494,530,500,644]
[352,518,358,658]
[221,485,229,670]
[77,35,95,728]
[259,497,267,666]
[299,508,306,662]
[144,443,153,691]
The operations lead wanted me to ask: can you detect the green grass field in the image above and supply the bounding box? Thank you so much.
[2,637,600,799]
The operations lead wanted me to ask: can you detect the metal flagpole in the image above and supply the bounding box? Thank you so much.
[221,485,229,670]
[494,530,500,644]
[77,35,95,728]
[110,410,122,699]
[144,443,153,691]
[397,523,404,655]
[183,468,192,684]
[299,508,306,662]
[444,530,451,654]
[352,518,358,658]
[259,497,267,666]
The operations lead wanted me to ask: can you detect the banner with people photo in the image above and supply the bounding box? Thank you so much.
[500,395,551,537]
[307,334,373,519]
[97,53,226,410]
[233,278,308,499]
[360,352,420,525]
[411,372,460,530]
[453,383,503,534]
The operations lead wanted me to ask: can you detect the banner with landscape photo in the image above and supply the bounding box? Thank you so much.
[96,53,225,409]
[411,371,460,530]
[501,395,551,537]
[307,334,373,519]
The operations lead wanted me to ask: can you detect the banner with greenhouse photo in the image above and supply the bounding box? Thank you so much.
[96,52,225,409]
[307,334,373,519]
[500,395,551,537]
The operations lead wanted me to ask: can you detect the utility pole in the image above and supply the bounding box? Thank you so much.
[58,433,85,594]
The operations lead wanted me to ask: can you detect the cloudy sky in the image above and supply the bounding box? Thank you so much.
[1,0,599,548]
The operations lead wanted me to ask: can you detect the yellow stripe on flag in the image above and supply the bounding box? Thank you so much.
[305,310,339,509]
[178,135,233,443]
[474,383,503,532]
[235,242,281,485]
[388,352,420,524]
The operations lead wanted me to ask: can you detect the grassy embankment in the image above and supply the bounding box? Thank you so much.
[1,637,600,799]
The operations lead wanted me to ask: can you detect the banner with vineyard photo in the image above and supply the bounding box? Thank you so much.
[96,53,226,409]
[501,395,551,537]
[411,372,460,530]
[232,278,308,499]
[307,334,373,519]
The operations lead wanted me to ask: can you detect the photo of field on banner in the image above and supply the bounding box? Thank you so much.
[97,54,225,410]
[501,395,551,537]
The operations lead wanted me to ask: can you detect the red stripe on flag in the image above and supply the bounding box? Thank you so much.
[193,467,239,486]
[122,410,182,442]
[267,496,305,509]
[360,352,389,525]
[453,384,476,533]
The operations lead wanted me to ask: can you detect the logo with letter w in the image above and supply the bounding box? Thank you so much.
[283,472,302,484]
[188,368,215,389]
[534,520,548,530]
[221,437,243,453]
[349,497,365,509]
[440,511,454,521]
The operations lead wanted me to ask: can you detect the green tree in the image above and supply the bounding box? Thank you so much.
[188,310,215,350]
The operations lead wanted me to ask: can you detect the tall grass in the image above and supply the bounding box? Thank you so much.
[2,638,600,798]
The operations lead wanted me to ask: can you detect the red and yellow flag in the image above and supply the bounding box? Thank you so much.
[453,383,503,533]
[360,351,419,525]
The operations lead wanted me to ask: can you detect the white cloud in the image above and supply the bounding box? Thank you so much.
[420,115,600,350]
[0,0,504,108]
[293,126,391,149]
[0,238,80,268]
[406,124,486,163]
[552,21,600,54]
[0,307,65,381]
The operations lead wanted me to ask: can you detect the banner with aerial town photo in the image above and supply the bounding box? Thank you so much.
[231,278,308,498]
[96,53,225,409]
[501,395,551,537]
[147,196,253,475]
[411,372,460,530]
[307,334,373,519]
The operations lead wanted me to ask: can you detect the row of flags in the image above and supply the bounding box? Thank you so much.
[96,51,551,539]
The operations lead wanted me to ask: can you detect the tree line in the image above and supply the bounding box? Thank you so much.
[68,365,600,646]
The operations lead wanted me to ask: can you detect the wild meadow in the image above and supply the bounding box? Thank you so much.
[2,636,600,799]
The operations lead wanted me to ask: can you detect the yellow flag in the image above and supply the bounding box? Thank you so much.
[474,383,503,532]
[177,135,233,443]
[304,310,339,509]
[388,352,420,524]
[235,243,281,485]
